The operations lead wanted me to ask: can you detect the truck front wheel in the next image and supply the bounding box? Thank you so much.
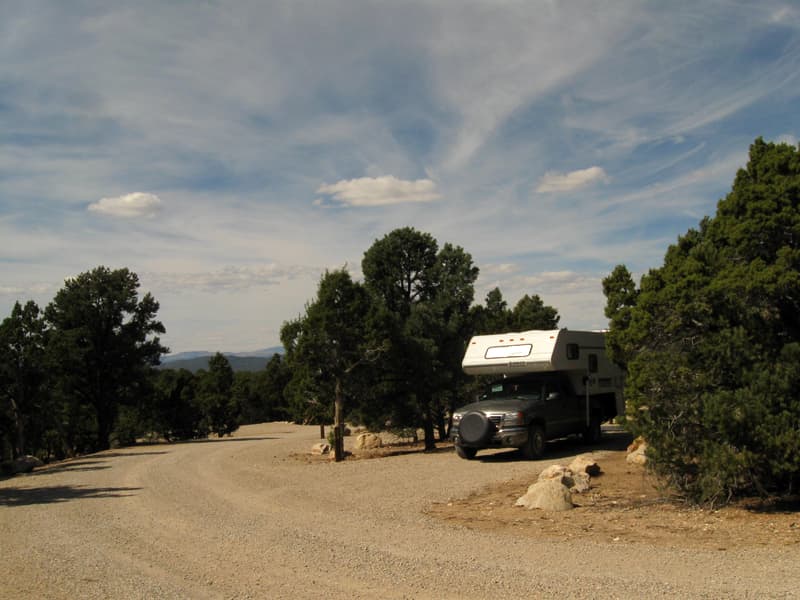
[521,424,545,460]
[455,445,478,460]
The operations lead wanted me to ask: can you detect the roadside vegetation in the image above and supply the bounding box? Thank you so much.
[604,138,800,505]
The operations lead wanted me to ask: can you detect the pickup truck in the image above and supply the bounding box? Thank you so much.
[450,372,603,460]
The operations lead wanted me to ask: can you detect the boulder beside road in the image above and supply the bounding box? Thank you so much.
[0,455,43,476]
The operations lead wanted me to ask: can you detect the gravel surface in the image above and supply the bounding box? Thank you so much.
[2,422,798,599]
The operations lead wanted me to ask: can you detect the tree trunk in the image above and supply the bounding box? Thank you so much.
[96,402,115,451]
[436,409,447,441]
[10,395,24,459]
[333,377,345,461]
[422,401,436,451]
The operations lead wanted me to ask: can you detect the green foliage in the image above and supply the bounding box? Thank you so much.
[281,268,379,459]
[469,288,510,334]
[470,288,560,334]
[361,229,479,449]
[110,405,143,448]
[197,353,240,437]
[602,265,639,369]
[510,294,560,331]
[233,355,290,425]
[0,301,50,459]
[611,138,800,503]
[151,368,206,440]
[281,269,376,434]
[44,266,167,451]
[362,227,438,316]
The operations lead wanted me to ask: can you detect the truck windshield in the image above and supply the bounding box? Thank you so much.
[484,380,542,399]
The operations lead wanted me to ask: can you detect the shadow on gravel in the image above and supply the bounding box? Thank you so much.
[182,436,277,444]
[100,451,171,457]
[741,496,800,515]
[0,484,141,507]
[474,427,633,463]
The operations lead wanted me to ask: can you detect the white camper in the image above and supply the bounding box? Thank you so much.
[461,329,624,417]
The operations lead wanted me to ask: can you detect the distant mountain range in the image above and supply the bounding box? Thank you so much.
[159,346,283,373]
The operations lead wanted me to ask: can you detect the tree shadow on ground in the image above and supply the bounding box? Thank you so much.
[10,451,171,480]
[0,484,141,507]
[741,496,800,515]
[182,436,277,444]
[100,451,171,457]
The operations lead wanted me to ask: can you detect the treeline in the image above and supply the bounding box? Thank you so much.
[1,230,560,462]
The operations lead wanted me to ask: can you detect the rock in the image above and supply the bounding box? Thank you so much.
[537,464,592,493]
[538,464,569,481]
[537,461,596,493]
[515,479,573,511]
[565,471,591,493]
[355,433,383,450]
[627,436,645,453]
[627,439,648,465]
[1,455,44,475]
[568,455,602,477]
[311,442,331,455]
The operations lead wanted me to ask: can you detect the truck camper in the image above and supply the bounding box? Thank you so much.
[451,329,623,459]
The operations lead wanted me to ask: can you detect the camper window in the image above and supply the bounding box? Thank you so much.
[485,344,532,359]
[566,343,580,360]
[588,354,598,373]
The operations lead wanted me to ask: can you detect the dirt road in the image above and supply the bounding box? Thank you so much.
[2,423,798,599]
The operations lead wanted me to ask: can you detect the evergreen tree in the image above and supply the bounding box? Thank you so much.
[510,294,560,331]
[281,268,376,460]
[362,228,478,450]
[0,301,48,458]
[611,138,800,503]
[197,353,240,437]
[45,267,167,452]
[602,265,639,369]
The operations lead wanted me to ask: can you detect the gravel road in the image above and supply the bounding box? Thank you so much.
[2,422,798,599]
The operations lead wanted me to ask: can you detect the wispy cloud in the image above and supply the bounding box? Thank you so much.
[142,264,318,294]
[88,193,162,218]
[535,167,610,193]
[316,176,441,207]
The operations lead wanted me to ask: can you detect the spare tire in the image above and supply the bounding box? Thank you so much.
[459,412,493,445]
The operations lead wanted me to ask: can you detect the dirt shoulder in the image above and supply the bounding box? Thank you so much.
[426,434,800,551]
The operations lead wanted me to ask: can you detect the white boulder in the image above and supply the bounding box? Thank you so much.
[355,433,383,450]
[311,442,331,455]
[568,455,602,477]
[515,479,573,511]
[538,464,570,481]
[627,438,648,465]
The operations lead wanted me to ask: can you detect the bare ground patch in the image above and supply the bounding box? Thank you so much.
[426,447,800,550]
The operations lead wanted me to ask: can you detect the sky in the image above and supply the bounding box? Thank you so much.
[2,1,800,354]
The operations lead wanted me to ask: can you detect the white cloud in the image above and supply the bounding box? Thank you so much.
[316,176,441,207]
[535,167,610,193]
[88,192,162,218]
[0,283,56,298]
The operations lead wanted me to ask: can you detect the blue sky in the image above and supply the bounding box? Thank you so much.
[2,1,799,354]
